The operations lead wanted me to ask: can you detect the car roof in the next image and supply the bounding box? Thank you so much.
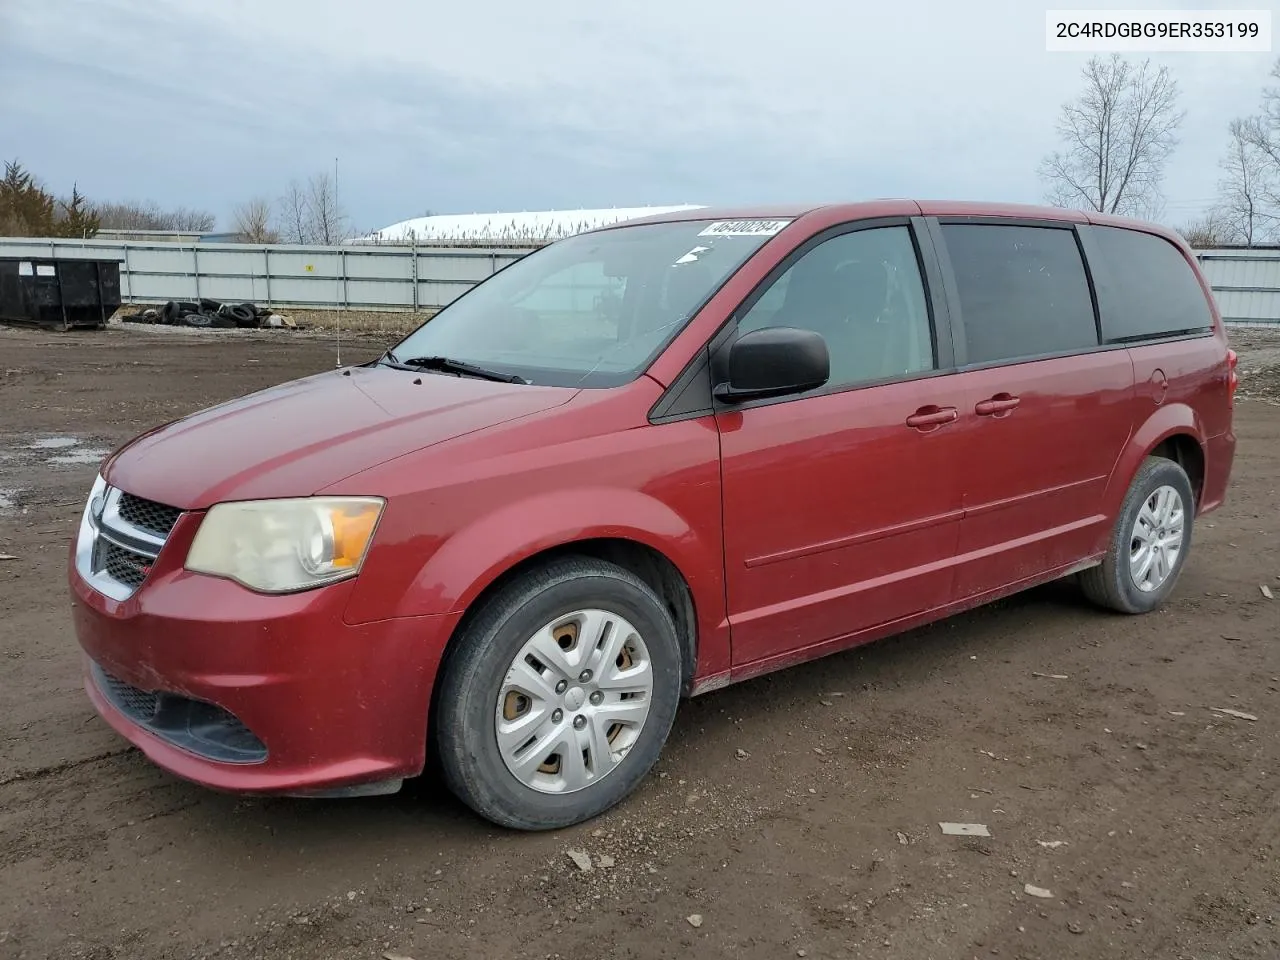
[605,203,827,227]
[601,200,1182,244]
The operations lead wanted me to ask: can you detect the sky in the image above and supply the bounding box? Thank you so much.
[1,0,1276,234]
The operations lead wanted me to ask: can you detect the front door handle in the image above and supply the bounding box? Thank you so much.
[905,405,959,431]
[975,393,1021,417]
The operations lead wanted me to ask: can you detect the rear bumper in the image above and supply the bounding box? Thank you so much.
[70,545,460,795]
[1200,429,1237,515]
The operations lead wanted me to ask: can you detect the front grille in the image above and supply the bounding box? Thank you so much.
[97,668,161,722]
[102,541,151,589]
[91,663,268,764]
[118,493,182,539]
[77,485,184,600]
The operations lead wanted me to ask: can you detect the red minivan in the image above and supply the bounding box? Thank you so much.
[69,201,1237,829]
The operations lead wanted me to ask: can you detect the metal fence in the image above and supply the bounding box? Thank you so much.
[1194,247,1280,327]
[0,237,537,312]
[2,237,1280,325]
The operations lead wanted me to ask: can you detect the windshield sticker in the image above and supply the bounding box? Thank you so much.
[697,219,791,237]
[674,245,709,265]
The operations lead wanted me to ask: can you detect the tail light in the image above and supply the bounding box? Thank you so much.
[1227,348,1239,406]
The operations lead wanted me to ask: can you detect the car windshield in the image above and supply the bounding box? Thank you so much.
[387,219,788,387]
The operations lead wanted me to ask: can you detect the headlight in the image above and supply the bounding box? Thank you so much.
[185,497,384,593]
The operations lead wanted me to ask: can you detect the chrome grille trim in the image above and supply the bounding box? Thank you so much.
[99,488,167,552]
[75,480,182,601]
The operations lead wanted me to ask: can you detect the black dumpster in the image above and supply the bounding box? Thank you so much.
[0,256,122,330]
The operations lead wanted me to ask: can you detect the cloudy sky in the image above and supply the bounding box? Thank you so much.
[1,0,1274,233]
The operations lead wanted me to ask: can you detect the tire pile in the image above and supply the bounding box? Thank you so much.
[120,299,295,329]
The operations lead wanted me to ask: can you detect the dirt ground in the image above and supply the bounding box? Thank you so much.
[1,321,1278,960]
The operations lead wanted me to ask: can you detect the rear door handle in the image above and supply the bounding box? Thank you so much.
[975,393,1021,416]
[905,405,958,430]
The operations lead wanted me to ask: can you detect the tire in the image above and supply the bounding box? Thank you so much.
[182,312,213,328]
[1080,456,1195,614]
[228,303,257,327]
[434,557,683,830]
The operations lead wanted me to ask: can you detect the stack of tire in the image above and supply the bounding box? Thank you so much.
[122,299,265,328]
[160,299,262,328]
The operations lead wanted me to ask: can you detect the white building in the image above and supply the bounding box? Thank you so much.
[354,205,707,245]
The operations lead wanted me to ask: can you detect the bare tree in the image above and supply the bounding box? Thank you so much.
[1218,120,1273,246]
[1237,60,1280,173]
[1230,58,1280,238]
[167,206,216,232]
[1040,54,1185,217]
[232,197,279,243]
[275,172,350,244]
[1176,210,1231,249]
[93,200,166,230]
[277,179,311,243]
[94,199,216,233]
[306,172,348,244]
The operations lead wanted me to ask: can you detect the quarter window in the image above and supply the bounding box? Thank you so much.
[1090,226,1214,341]
[738,226,935,389]
[941,224,1098,364]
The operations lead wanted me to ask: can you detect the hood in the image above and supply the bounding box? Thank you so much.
[103,365,577,509]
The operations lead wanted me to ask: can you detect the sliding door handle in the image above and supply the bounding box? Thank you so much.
[975,394,1020,417]
[906,406,959,430]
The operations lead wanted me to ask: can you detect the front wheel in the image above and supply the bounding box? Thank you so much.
[434,557,683,830]
[1080,456,1195,614]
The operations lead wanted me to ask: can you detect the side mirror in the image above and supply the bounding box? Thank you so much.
[713,326,830,403]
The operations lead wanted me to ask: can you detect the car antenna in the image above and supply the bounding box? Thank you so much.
[334,155,343,369]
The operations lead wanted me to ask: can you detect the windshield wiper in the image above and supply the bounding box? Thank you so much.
[389,354,528,384]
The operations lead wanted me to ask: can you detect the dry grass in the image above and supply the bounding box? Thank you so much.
[287,307,434,337]
[112,303,434,338]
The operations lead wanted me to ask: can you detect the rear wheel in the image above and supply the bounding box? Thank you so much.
[1080,456,1195,614]
[435,557,682,830]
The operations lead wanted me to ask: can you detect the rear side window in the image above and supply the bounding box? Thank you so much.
[941,224,1098,365]
[1090,227,1214,342]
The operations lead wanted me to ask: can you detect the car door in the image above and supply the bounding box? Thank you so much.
[716,219,969,668]
[928,219,1137,601]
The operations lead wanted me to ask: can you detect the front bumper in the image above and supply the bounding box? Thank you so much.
[69,513,460,795]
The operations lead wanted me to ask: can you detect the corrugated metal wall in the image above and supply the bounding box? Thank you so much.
[2,237,1279,325]
[1194,248,1280,327]
[0,238,531,311]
